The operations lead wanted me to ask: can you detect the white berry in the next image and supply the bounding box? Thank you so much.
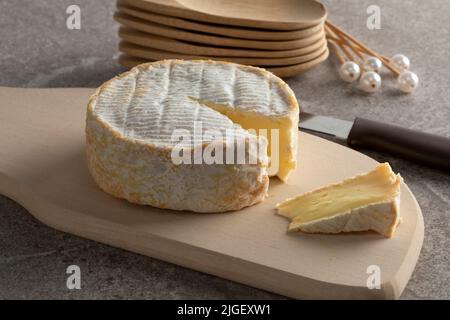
[392,54,410,71]
[398,71,419,93]
[339,61,361,83]
[359,71,381,93]
[363,56,383,73]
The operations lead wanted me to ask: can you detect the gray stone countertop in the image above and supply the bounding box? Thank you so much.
[0,0,448,299]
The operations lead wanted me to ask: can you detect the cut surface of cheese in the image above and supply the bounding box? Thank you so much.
[86,59,298,212]
[276,163,402,237]
[196,100,297,180]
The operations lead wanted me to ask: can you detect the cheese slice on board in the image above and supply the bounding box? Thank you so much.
[276,163,402,237]
[86,59,299,212]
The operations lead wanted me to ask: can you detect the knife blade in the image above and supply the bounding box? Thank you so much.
[299,112,450,171]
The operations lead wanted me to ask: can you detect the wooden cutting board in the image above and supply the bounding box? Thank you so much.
[120,0,327,30]
[117,1,324,40]
[118,48,330,78]
[118,41,328,66]
[119,27,328,58]
[114,13,325,50]
[0,87,423,299]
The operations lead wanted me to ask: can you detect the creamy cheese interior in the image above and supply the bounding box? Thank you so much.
[277,163,401,224]
[196,100,297,180]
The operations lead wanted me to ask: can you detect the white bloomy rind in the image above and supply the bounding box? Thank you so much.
[86,59,298,212]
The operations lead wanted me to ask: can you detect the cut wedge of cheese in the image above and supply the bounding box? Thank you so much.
[86,59,299,212]
[196,100,297,180]
[276,163,402,237]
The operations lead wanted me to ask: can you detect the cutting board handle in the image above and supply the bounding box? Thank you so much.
[347,117,450,171]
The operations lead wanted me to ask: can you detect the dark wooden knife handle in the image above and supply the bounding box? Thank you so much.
[347,117,450,171]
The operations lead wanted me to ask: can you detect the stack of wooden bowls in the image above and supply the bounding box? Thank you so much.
[115,0,328,77]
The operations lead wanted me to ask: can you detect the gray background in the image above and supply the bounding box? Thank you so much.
[0,0,449,299]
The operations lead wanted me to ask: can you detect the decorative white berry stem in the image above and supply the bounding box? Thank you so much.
[324,24,356,62]
[325,21,401,76]
[325,24,362,62]
[324,21,419,93]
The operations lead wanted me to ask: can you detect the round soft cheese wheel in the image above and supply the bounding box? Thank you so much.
[86,59,298,212]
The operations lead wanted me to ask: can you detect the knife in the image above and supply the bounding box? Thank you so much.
[299,113,450,171]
